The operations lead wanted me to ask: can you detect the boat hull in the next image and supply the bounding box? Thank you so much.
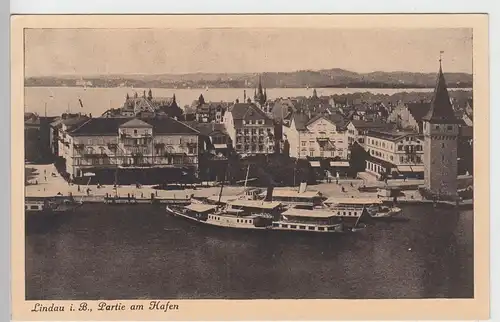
[166,206,353,234]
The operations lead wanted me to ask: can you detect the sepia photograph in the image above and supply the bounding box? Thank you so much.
[11,14,489,321]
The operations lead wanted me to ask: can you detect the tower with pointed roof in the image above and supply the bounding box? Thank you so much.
[422,57,460,199]
[254,75,266,105]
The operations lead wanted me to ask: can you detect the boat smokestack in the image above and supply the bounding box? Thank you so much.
[264,186,274,201]
[298,182,307,194]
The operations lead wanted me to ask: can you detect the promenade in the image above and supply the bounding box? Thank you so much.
[25,164,426,202]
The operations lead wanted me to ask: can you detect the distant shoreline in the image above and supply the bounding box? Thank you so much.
[23,84,473,90]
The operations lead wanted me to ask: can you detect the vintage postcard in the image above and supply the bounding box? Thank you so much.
[11,14,489,320]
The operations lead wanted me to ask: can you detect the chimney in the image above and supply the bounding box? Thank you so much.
[264,186,274,201]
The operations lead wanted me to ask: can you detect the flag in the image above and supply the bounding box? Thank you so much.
[79,99,84,108]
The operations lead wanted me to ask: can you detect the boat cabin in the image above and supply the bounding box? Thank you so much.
[183,203,218,221]
[273,208,344,232]
[227,199,283,217]
[323,197,381,217]
[259,189,323,209]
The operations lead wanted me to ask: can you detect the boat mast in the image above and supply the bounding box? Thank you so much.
[217,159,230,204]
[243,164,250,190]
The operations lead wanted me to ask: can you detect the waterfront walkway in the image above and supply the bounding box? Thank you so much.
[25,164,426,202]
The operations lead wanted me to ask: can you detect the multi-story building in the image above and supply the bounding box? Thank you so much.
[223,103,275,155]
[364,130,425,179]
[58,116,200,184]
[24,112,58,163]
[346,119,395,147]
[387,101,431,133]
[283,112,349,160]
[50,113,90,158]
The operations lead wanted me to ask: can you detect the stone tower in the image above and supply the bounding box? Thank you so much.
[422,59,460,199]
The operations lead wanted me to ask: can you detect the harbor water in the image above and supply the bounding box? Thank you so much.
[25,203,473,300]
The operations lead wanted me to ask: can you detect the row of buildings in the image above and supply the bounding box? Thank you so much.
[25,65,473,197]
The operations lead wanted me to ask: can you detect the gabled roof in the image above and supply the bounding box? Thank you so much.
[228,103,273,127]
[290,113,310,131]
[406,102,431,122]
[305,112,347,130]
[422,64,459,124]
[184,121,229,137]
[119,118,153,128]
[349,119,394,130]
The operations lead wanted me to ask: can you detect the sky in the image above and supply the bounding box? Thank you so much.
[24,28,473,77]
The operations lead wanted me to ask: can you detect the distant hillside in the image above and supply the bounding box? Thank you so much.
[25,68,473,89]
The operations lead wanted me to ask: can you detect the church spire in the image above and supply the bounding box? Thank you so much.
[422,54,458,124]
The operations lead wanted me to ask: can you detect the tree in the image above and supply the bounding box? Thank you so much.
[348,142,369,177]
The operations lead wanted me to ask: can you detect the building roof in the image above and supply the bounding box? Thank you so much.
[422,64,460,124]
[69,117,199,136]
[349,119,393,130]
[290,112,310,131]
[406,102,431,122]
[460,125,473,138]
[229,103,273,127]
[184,121,229,137]
[120,118,153,128]
[366,129,422,142]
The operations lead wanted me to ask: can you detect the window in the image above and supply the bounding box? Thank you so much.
[310,151,314,157]
[134,129,137,135]
[299,225,306,230]
[442,155,445,162]
[290,225,297,229]
[30,205,38,210]
[308,226,315,230]
[282,224,288,228]
[301,141,306,146]
[318,227,325,231]
[442,143,445,148]
[447,125,453,131]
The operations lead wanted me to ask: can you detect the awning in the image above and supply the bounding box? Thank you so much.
[309,161,321,167]
[397,165,424,172]
[330,161,350,167]
[184,204,217,213]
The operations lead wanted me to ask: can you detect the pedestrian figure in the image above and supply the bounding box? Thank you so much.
[141,192,144,198]
[78,185,80,192]
[35,180,38,185]
[336,179,339,185]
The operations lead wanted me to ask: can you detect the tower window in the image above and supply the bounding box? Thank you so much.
[442,155,445,162]
[447,125,453,131]
[442,143,445,148]
[435,125,439,130]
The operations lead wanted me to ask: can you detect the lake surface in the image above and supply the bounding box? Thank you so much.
[24,86,470,117]
[25,204,474,300]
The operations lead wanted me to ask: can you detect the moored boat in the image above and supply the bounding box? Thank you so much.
[272,208,346,233]
[25,198,83,215]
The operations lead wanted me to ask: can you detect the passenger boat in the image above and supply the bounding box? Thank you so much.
[272,208,346,233]
[166,203,275,230]
[257,188,324,209]
[323,197,401,220]
[25,198,82,215]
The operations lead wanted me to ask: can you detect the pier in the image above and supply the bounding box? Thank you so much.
[25,164,473,209]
